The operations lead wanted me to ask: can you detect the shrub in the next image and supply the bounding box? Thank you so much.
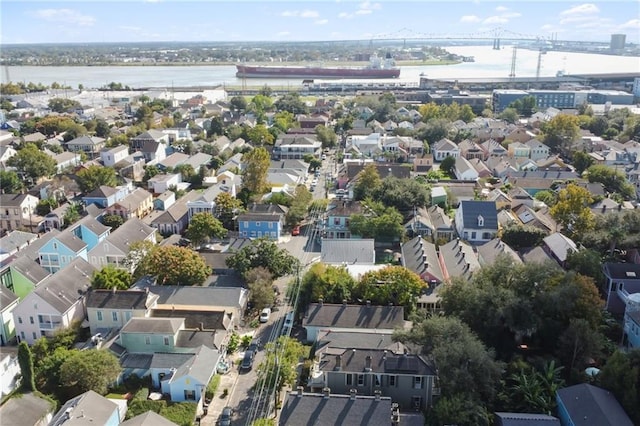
[205,375,221,400]
[126,400,165,419]
[227,332,240,353]
[160,402,197,426]
[133,387,149,401]
[241,335,252,348]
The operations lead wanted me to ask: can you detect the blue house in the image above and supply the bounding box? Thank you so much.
[50,390,120,426]
[556,383,633,426]
[38,232,88,273]
[237,203,287,240]
[82,185,128,208]
[154,346,217,402]
[69,215,111,251]
[623,294,640,350]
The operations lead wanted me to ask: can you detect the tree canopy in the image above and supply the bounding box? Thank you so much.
[242,147,271,196]
[144,246,210,286]
[225,238,299,279]
[7,143,57,182]
[353,265,426,314]
[185,212,227,247]
[586,164,635,200]
[91,265,132,290]
[60,350,121,395]
[550,183,595,239]
[76,165,119,193]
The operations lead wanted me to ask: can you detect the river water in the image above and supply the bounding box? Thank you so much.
[4,45,639,89]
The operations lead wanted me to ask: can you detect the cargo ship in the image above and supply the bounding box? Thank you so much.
[236,54,400,79]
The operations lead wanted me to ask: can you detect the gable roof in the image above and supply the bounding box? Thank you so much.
[303,303,405,330]
[494,412,560,426]
[401,236,444,283]
[120,411,179,426]
[459,200,498,230]
[0,285,19,309]
[145,285,248,310]
[439,238,481,282]
[0,392,53,426]
[315,330,406,354]
[279,392,392,426]
[50,390,117,426]
[477,239,522,266]
[114,187,152,209]
[86,289,157,310]
[85,185,119,199]
[319,348,436,376]
[321,239,375,265]
[543,233,577,262]
[121,317,184,334]
[34,258,95,313]
[556,384,633,426]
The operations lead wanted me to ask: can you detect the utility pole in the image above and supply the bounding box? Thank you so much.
[509,46,517,80]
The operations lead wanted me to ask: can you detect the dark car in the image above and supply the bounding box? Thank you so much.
[247,339,260,353]
[240,350,255,371]
[219,406,232,426]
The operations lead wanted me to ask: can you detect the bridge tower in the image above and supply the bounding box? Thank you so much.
[509,46,517,79]
[492,28,501,50]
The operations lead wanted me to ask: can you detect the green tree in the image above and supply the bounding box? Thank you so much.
[439,155,456,177]
[534,189,557,206]
[91,265,132,290]
[76,165,118,193]
[274,92,308,114]
[299,263,356,308]
[60,350,121,395]
[246,124,274,145]
[542,114,579,152]
[185,212,227,247]
[550,183,595,238]
[102,214,124,230]
[286,185,313,227]
[245,267,275,311]
[375,176,429,214]
[586,164,635,199]
[124,240,157,280]
[501,225,547,250]
[256,336,308,395]
[242,147,271,196]
[349,203,405,242]
[353,164,382,201]
[48,97,81,113]
[557,318,605,372]
[7,143,57,182]
[0,170,23,193]
[598,350,640,424]
[419,118,451,144]
[354,265,427,314]
[272,111,297,133]
[509,96,537,117]
[143,164,160,182]
[572,151,595,174]
[226,238,299,279]
[144,246,210,286]
[229,96,248,112]
[429,396,490,426]
[18,342,36,391]
[315,125,338,148]
[499,107,519,124]
[214,192,244,230]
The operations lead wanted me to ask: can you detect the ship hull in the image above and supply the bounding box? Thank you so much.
[235,64,400,79]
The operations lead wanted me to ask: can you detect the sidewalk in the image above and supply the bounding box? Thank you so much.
[200,354,241,426]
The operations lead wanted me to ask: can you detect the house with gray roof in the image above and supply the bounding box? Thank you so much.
[105,187,153,220]
[494,412,560,426]
[0,230,38,261]
[12,258,95,344]
[302,302,407,343]
[237,203,287,240]
[145,190,200,235]
[120,411,179,426]
[279,388,395,426]
[0,392,54,426]
[85,288,159,336]
[454,156,479,181]
[477,239,522,266]
[603,262,640,315]
[520,246,559,267]
[65,135,106,158]
[556,383,633,426]
[439,238,480,282]
[401,236,443,286]
[542,232,577,268]
[309,347,438,410]
[321,239,375,265]
[50,390,120,426]
[454,200,499,243]
[0,286,19,345]
[315,330,407,355]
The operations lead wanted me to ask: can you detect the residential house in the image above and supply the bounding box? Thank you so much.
[69,214,111,251]
[458,139,485,160]
[13,258,95,344]
[153,191,176,211]
[37,230,88,274]
[508,142,531,159]
[439,238,481,282]
[0,392,53,426]
[486,189,512,211]
[118,317,213,353]
[279,389,395,426]
[0,352,20,396]
[82,185,129,208]
[0,193,39,232]
[141,140,167,164]
[49,390,121,426]
[481,139,508,159]
[130,129,170,151]
[85,288,159,336]
[120,411,179,426]
[46,150,81,173]
[41,203,72,232]
[158,152,190,171]
[145,190,200,236]
[309,348,437,410]
[273,135,322,160]
[147,173,182,195]
[0,230,38,262]
[432,138,459,162]
[476,238,522,266]
[87,218,156,271]
[623,294,640,350]
[101,145,129,167]
[186,184,225,218]
[0,244,52,299]
[324,201,363,240]
[413,154,433,174]
[542,233,577,268]
[0,286,19,345]
[65,135,106,158]
[105,187,153,220]
[454,156,480,181]
[454,200,499,243]
[401,236,444,286]
[431,187,448,207]
[320,239,375,265]
[525,139,550,161]
[556,383,633,426]
[494,413,560,426]
[302,302,407,343]
[404,206,454,243]
[603,263,640,315]
[237,203,287,240]
[0,145,16,169]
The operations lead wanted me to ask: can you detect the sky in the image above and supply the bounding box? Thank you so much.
[1,1,639,44]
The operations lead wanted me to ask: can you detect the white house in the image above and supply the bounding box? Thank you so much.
[0,287,19,346]
[101,145,129,167]
[12,258,94,344]
[454,156,480,181]
[0,352,20,397]
[432,138,460,162]
[147,173,182,194]
[454,200,499,243]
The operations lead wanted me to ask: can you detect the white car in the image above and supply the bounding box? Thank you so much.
[282,312,294,335]
[259,307,271,323]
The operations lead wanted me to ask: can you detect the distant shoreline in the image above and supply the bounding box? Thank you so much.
[7,59,461,68]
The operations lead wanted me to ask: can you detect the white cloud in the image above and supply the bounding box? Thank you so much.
[460,15,480,23]
[495,6,509,12]
[618,19,640,30]
[483,16,508,25]
[559,15,592,25]
[338,12,352,19]
[560,3,599,16]
[301,10,320,18]
[359,1,382,11]
[33,9,95,26]
[281,10,319,18]
[315,19,328,25]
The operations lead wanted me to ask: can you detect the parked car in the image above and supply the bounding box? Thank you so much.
[247,340,260,353]
[240,350,255,371]
[291,225,301,236]
[282,311,294,335]
[219,406,232,426]
[259,307,271,323]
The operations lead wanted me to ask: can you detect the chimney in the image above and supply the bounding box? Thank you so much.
[366,300,371,307]
[422,254,428,263]
[334,355,342,371]
[461,252,465,260]
[297,386,304,398]
[374,390,382,401]
[318,298,323,306]
[198,322,204,331]
[349,389,357,400]
[365,355,372,371]
[323,387,331,399]
[342,299,347,306]
[112,286,117,294]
